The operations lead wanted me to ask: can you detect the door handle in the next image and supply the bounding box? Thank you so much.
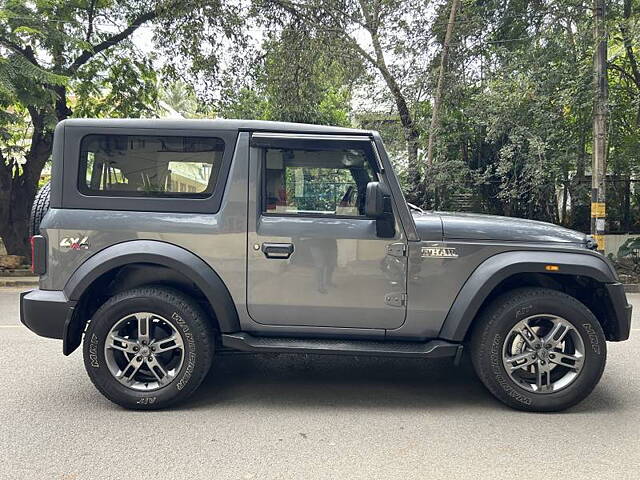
[261,242,294,259]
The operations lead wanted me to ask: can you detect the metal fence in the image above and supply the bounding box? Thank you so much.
[569,177,639,234]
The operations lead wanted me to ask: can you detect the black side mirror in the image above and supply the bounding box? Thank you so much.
[365,181,395,238]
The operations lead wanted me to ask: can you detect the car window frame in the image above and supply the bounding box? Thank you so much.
[61,125,238,214]
[253,135,381,220]
[77,133,224,199]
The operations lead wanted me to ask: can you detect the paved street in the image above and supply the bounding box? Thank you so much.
[1,287,639,480]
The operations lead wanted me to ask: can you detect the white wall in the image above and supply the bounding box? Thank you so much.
[605,234,637,257]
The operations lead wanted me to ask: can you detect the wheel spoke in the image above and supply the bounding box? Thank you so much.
[504,351,537,371]
[146,356,169,386]
[549,351,583,370]
[136,313,152,344]
[544,321,571,347]
[117,355,144,383]
[151,334,183,354]
[106,333,138,353]
[535,364,552,392]
[519,323,540,349]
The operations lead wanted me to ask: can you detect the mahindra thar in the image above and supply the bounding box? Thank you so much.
[20,119,632,411]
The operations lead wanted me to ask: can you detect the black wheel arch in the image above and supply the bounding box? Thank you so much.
[62,240,240,355]
[439,250,628,343]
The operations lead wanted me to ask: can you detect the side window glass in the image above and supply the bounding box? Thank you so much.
[78,134,225,198]
[263,147,377,217]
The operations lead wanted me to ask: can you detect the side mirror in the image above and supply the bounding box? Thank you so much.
[365,182,391,217]
[365,181,395,238]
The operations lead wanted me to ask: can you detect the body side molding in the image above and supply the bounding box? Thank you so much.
[438,250,618,342]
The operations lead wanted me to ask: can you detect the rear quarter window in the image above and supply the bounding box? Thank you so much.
[78,134,225,198]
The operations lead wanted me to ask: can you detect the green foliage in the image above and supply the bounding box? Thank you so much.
[74,57,158,118]
[0,0,243,255]
[2,0,640,255]
[159,81,199,117]
[416,0,640,226]
[217,22,361,126]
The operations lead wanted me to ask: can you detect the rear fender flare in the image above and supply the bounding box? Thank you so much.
[64,240,240,333]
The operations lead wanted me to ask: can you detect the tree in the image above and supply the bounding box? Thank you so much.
[159,81,199,117]
[217,20,360,126]
[426,0,460,166]
[411,1,602,222]
[261,0,433,202]
[0,0,241,256]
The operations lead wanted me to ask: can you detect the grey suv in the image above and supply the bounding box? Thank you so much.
[21,118,631,411]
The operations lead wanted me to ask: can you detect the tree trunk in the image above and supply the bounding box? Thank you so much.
[0,110,53,257]
[355,0,422,202]
[377,62,420,177]
[0,179,39,258]
[561,180,568,225]
[426,0,460,166]
[366,32,421,202]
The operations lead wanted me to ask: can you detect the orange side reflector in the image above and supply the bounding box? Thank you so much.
[545,265,560,271]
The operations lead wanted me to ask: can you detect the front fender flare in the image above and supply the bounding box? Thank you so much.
[438,250,617,342]
[64,240,240,339]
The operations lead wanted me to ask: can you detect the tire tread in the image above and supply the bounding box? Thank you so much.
[29,182,50,237]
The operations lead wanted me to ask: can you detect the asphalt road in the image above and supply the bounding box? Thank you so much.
[1,287,639,480]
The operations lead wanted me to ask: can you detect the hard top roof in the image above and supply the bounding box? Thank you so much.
[61,118,373,135]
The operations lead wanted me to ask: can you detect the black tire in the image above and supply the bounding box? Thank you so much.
[470,287,607,412]
[83,286,215,410]
[29,181,50,237]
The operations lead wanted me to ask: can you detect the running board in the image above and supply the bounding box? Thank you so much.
[220,332,462,360]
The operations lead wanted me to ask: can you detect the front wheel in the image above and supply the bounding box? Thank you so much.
[470,287,607,412]
[83,286,215,409]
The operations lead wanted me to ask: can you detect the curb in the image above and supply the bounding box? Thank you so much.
[0,269,34,277]
[624,284,640,293]
[0,279,38,288]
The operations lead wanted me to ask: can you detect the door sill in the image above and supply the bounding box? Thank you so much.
[220,332,462,359]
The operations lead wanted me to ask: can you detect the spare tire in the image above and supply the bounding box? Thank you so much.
[29,182,50,237]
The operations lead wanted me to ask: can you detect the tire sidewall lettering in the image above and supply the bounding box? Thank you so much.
[490,332,533,405]
[514,303,533,320]
[89,333,100,368]
[172,311,197,391]
[582,323,601,354]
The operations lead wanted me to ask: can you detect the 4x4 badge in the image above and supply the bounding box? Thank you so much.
[60,236,89,250]
[421,246,458,258]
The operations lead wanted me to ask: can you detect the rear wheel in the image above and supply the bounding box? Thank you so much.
[470,287,606,412]
[83,286,215,409]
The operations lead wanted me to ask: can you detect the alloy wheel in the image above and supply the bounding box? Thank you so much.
[502,314,585,394]
[104,312,185,391]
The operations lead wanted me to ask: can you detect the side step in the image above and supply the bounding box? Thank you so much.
[220,332,463,360]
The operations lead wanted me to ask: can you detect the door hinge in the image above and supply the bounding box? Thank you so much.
[386,242,406,257]
[385,293,406,307]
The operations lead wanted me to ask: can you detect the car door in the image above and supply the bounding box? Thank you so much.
[246,132,407,330]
